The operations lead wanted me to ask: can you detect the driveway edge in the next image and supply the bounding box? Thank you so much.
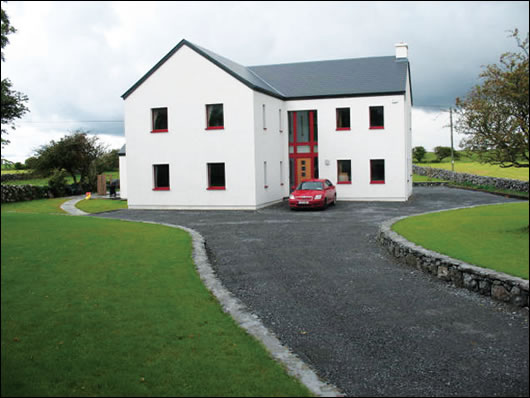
[90,217,343,397]
[378,204,529,309]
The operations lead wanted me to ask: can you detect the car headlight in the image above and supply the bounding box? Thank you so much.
[314,194,322,200]
[289,194,295,200]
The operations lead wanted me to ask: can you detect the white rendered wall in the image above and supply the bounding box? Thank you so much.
[253,91,289,208]
[285,92,411,201]
[123,45,258,209]
[118,155,127,199]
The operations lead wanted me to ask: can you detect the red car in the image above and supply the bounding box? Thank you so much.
[289,179,337,210]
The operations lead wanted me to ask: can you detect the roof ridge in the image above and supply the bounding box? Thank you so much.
[249,55,397,69]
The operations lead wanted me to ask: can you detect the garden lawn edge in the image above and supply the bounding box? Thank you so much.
[378,203,529,308]
[90,216,343,397]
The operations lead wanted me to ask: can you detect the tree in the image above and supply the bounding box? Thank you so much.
[34,130,107,190]
[455,29,529,168]
[1,3,29,148]
[96,148,120,173]
[433,146,452,162]
[412,146,427,163]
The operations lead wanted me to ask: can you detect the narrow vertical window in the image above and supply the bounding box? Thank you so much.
[369,106,384,129]
[280,160,284,185]
[153,164,170,190]
[279,109,283,132]
[337,160,351,184]
[336,108,350,130]
[262,104,267,130]
[264,161,268,188]
[370,159,385,184]
[207,163,226,189]
[151,108,168,133]
[206,104,224,129]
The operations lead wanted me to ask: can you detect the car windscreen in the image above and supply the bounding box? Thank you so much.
[297,181,323,190]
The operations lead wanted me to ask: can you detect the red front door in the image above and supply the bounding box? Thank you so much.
[289,110,318,190]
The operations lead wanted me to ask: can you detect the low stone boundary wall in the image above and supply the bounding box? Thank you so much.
[1,172,38,183]
[378,210,529,309]
[413,165,529,193]
[1,184,50,203]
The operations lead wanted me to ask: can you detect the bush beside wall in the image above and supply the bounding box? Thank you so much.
[413,165,529,193]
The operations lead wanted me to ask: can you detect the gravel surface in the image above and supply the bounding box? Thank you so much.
[96,187,529,396]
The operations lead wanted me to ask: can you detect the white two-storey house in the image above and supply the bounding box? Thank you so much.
[119,40,413,209]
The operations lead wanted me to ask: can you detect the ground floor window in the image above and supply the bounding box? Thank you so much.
[370,159,385,183]
[207,163,226,189]
[153,164,170,190]
[337,160,351,184]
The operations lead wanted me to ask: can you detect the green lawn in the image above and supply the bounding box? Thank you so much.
[76,198,128,213]
[1,204,311,396]
[415,152,529,181]
[1,198,68,214]
[392,202,529,279]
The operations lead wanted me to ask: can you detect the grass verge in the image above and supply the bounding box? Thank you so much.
[1,210,311,396]
[75,198,128,213]
[392,202,529,279]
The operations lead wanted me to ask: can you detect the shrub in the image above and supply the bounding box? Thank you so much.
[412,146,427,163]
[48,170,69,197]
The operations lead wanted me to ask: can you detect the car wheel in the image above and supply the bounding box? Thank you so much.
[332,193,337,205]
[322,198,328,210]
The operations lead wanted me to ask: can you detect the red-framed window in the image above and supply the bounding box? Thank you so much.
[151,107,168,133]
[207,163,226,190]
[336,108,351,130]
[153,164,170,190]
[206,104,224,130]
[337,160,352,184]
[370,159,385,184]
[369,106,384,129]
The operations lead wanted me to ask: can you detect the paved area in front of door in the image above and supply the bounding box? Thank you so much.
[96,187,529,397]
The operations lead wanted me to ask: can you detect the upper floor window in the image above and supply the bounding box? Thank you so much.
[153,164,170,190]
[279,109,283,133]
[369,106,384,129]
[151,107,168,133]
[206,104,224,130]
[262,104,267,130]
[336,108,351,130]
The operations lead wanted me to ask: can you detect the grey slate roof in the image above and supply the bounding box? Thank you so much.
[118,144,126,156]
[122,39,411,103]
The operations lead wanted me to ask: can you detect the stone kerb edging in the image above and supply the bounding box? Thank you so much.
[378,207,529,309]
[90,217,343,398]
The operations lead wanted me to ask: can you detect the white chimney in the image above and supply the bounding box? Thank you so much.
[395,42,408,59]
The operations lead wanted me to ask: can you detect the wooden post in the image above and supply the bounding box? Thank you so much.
[97,174,107,195]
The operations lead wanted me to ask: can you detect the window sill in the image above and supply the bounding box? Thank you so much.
[151,129,168,133]
[337,181,352,184]
[336,127,351,131]
[369,126,384,130]
[206,126,224,130]
[153,187,170,191]
[370,181,385,184]
[207,186,226,190]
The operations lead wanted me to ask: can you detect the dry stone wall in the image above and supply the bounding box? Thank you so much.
[413,165,529,192]
[378,212,529,309]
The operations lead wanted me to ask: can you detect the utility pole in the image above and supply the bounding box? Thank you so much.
[449,107,455,172]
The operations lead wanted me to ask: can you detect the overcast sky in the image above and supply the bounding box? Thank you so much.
[1,1,529,162]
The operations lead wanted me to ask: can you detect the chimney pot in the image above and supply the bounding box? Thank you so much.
[395,42,408,59]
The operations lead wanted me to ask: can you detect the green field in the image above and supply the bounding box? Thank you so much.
[2,170,119,186]
[1,201,311,397]
[415,152,529,181]
[392,202,529,279]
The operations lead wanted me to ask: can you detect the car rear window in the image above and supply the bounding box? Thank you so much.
[298,181,323,190]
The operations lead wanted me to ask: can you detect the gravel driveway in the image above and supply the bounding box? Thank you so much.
[96,187,529,396]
